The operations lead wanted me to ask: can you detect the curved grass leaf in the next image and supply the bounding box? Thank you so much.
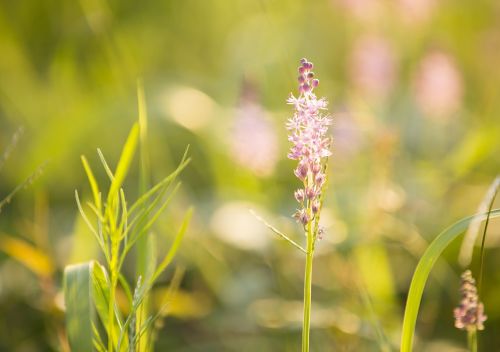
[64,262,94,352]
[152,207,193,283]
[108,123,139,202]
[400,208,500,352]
[81,155,102,212]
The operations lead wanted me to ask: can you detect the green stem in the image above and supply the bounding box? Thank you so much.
[108,241,119,352]
[108,277,116,352]
[467,329,477,352]
[302,222,314,352]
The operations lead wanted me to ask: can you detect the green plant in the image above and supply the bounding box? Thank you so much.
[400,200,499,352]
[63,111,192,351]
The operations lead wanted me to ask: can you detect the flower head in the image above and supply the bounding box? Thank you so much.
[287,58,332,226]
[453,270,487,331]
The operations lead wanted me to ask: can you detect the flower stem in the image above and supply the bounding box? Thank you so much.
[302,222,314,352]
[467,329,477,352]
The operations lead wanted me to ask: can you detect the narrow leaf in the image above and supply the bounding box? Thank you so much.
[250,209,307,254]
[97,148,115,182]
[400,209,500,352]
[81,155,102,212]
[152,207,193,283]
[108,124,139,202]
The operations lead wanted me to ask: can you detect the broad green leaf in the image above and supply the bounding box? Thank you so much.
[400,209,500,352]
[64,262,94,352]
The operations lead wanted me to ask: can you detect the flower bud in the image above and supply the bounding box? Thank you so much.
[311,163,321,175]
[294,209,310,225]
[315,173,325,187]
[294,163,308,180]
[306,187,316,200]
[312,200,320,214]
[294,189,305,203]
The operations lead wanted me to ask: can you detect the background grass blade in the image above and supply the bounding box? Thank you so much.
[136,81,152,352]
[64,262,95,352]
[0,234,54,278]
[400,209,500,352]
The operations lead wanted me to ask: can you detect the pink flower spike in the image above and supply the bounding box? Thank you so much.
[287,58,332,227]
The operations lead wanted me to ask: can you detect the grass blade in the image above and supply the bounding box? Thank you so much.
[0,234,54,277]
[459,176,500,266]
[400,208,500,352]
[152,207,193,283]
[97,148,115,182]
[108,123,139,202]
[81,155,102,212]
[136,81,152,352]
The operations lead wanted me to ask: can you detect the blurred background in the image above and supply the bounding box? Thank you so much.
[1,0,499,351]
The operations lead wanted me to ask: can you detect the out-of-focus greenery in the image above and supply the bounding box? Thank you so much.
[0,0,499,351]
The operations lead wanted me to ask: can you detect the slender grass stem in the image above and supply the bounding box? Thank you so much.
[108,239,119,352]
[108,276,116,352]
[467,329,477,352]
[477,185,498,296]
[302,221,314,352]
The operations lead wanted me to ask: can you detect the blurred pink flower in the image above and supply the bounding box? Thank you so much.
[413,51,463,120]
[230,100,278,177]
[336,0,382,22]
[454,270,487,331]
[398,0,436,24]
[331,108,362,158]
[349,35,397,101]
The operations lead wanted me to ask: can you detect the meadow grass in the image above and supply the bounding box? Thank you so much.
[63,88,192,352]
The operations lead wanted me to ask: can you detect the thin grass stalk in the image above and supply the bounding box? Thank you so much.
[477,185,498,296]
[108,239,119,352]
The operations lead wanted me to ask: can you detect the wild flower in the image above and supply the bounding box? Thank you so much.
[252,58,332,352]
[413,50,463,120]
[287,58,332,228]
[288,58,332,352]
[454,270,487,332]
